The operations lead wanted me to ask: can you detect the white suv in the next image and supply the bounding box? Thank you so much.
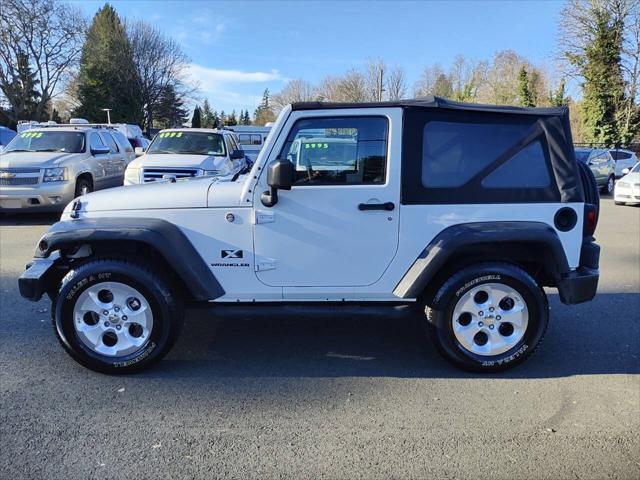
[124,128,247,184]
[19,97,600,374]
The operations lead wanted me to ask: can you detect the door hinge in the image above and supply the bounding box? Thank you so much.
[255,259,276,271]
[255,210,275,224]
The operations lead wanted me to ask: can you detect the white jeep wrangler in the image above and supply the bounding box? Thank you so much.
[19,97,601,374]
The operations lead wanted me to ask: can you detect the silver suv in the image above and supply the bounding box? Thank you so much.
[0,126,134,212]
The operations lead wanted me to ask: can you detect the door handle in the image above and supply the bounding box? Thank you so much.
[358,202,395,211]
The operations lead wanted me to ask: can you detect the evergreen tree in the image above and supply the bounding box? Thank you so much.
[74,4,143,124]
[191,105,201,128]
[243,109,251,125]
[201,99,214,128]
[1,49,41,121]
[549,80,568,107]
[155,84,188,127]
[579,7,626,145]
[227,110,238,126]
[211,110,220,128]
[517,66,535,107]
[219,110,227,126]
[253,89,275,125]
[50,108,62,123]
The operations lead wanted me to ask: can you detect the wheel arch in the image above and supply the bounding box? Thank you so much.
[394,221,570,304]
[33,217,224,302]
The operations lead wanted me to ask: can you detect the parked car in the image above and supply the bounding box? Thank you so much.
[18,119,150,150]
[614,162,640,206]
[609,149,639,177]
[0,125,134,212]
[19,97,600,374]
[0,125,17,152]
[124,128,247,184]
[574,148,616,194]
[225,125,271,161]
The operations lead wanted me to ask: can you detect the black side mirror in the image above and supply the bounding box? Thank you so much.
[91,145,110,156]
[261,158,294,207]
[230,149,245,160]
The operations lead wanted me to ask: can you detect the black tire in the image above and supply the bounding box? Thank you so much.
[53,258,183,374]
[424,262,548,373]
[74,177,93,197]
[614,201,624,205]
[600,175,615,195]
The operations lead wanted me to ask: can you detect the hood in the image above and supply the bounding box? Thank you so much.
[128,153,232,172]
[67,177,217,214]
[0,151,83,168]
[620,172,640,183]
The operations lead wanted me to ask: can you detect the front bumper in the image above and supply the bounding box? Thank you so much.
[614,184,640,204]
[18,257,58,301]
[0,182,76,211]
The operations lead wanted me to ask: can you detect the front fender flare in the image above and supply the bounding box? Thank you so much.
[33,217,224,301]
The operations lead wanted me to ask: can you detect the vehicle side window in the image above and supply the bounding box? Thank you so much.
[238,134,251,145]
[100,132,119,153]
[590,153,608,164]
[224,136,235,155]
[278,116,388,186]
[112,131,134,152]
[482,141,550,188]
[251,134,262,145]
[421,120,544,188]
[617,152,631,160]
[89,132,108,151]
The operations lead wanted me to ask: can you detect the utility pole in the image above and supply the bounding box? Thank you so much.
[376,68,385,101]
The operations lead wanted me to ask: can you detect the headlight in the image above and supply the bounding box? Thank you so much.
[124,168,140,185]
[43,167,67,182]
[204,170,222,176]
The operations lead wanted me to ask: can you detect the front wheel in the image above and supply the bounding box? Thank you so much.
[53,259,183,374]
[425,262,548,372]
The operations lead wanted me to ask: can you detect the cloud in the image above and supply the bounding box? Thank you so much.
[185,64,286,110]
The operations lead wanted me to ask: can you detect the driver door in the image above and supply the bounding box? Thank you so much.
[252,110,401,290]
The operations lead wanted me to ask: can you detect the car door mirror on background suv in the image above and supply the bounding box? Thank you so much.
[230,149,245,160]
[134,147,145,157]
[261,158,295,207]
[90,145,110,156]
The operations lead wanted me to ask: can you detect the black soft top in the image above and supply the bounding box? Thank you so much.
[291,95,568,117]
[292,96,581,204]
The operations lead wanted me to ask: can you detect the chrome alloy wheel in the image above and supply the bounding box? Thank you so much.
[73,282,153,357]
[451,282,529,356]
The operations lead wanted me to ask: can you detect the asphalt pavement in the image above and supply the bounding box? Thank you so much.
[0,198,638,479]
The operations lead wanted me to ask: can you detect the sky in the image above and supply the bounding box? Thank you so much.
[74,0,567,113]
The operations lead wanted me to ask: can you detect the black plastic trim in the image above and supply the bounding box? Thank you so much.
[394,221,571,299]
[18,257,56,301]
[557,267,599,304]
[31,218,225,301]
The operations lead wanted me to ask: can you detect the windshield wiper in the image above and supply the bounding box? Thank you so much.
[6,149,34,152]
[36,148,67,152]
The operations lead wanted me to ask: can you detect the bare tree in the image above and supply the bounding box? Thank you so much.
[386,67,407,101]
[127,20,192,129]
[414,64,453,98]
[272,79,315,111]
[365,58,386,101]
[316,71,367,102]
[0,0,85,123]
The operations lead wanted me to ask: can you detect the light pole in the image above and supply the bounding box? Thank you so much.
[101,108,112,124]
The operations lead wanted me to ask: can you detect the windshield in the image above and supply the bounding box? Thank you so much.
[632,162,640,173]
[574,150,592,163]
[147,131,226,156]
[5,131,85,153]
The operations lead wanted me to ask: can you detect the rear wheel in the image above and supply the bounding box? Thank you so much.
[53,259,183,374]
[601,175,615,195]
[425,262,548,372]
